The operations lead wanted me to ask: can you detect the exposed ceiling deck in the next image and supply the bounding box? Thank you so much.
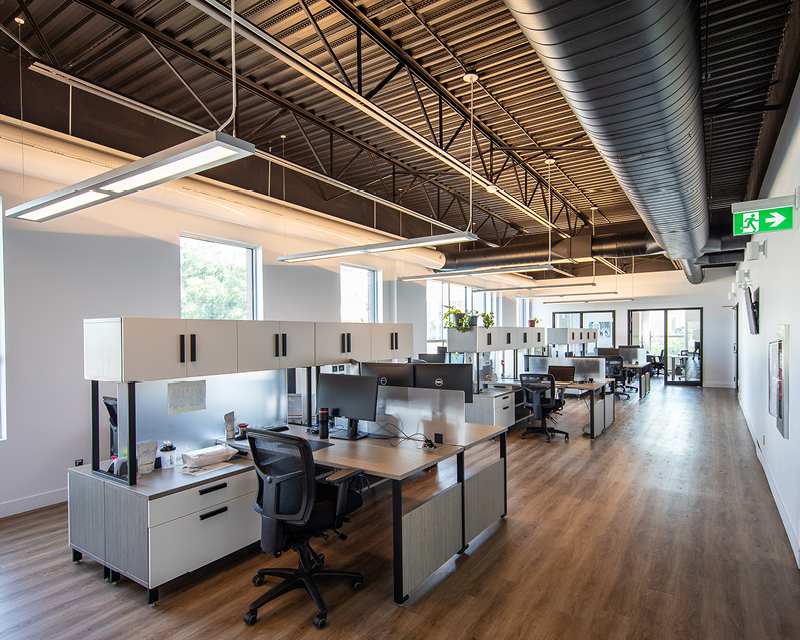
[0,0,796,275]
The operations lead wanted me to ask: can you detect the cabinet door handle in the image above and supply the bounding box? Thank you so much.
[390,333,394,350]
[179,334,185,363]
[274,334,280,358]
[190,334,197,362]
[199,506,228,521]
[347,333,352,353]
[507,332,512,344]
[487,334,492,346]
[341,333,347,354]
[198,482,227,496]
[281,333,287,357]
[523,333,527,343]
[394,332,399,350]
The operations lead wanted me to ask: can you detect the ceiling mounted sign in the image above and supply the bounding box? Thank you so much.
[732,194,796,236]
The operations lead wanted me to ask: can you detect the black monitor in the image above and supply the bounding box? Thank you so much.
[360,362,415,387]
[418,352,446,363]
[548,365,575,382]
[316,373,379,440]
[597,348,619,356]
[413,363,473,403]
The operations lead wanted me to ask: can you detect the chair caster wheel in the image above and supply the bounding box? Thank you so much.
[253,575,264,587]
[314,615,327,629]
[244,612,257,626]
[565,435,569,442]
[352,579,363,591]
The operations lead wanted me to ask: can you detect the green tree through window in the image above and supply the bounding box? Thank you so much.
[180,236,254,320]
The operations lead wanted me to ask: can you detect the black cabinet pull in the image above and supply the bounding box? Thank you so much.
[341,333,347,354]
[507,332,512,344]
[199,482,227,496]
[487,333,492,346]
[281,333,288,357]
[274,334,280,358]
[347,333,352,353]
[190,334,197,362]
[502,406,510,410]
[179,334,185,363]
[390,333,394,350]
[523,333,528,343]
[199,506,228,521]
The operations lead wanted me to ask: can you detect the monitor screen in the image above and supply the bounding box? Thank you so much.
[316,374,379,439]
[360,362,414,387]
[548,365,575,382]
[413,363,473,403]
[418,352,446,363]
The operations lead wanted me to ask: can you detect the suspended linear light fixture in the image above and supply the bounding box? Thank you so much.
[277,231,479,263]
[397,263,554,281]
[5,131,255,222]
[7,1,254,223]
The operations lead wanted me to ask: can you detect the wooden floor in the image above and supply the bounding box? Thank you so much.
[2,384,800,639]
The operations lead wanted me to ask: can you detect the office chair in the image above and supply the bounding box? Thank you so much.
[648,350,665,377]
[245,431,365,629]
[520,373,569,442]
[605,356,629,400]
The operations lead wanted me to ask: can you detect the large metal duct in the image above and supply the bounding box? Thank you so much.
[503,0,710,283]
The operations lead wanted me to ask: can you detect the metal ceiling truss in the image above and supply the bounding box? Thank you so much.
[70,0,522,246]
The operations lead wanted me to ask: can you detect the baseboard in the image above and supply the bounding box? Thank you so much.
[703,381,735,389]
[0,487,67,520]
[740,401,800,568]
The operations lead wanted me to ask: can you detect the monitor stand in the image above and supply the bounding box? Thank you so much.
[330,418,368,440]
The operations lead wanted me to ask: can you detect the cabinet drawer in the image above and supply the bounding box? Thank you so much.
[492,393,513,409]
[493,402,515,428]
[148,470,257,527]
[148,491,261,588]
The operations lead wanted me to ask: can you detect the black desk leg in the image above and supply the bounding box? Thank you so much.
[72,549,82,563]
[457,451,468,554]
[147,587,159,606]
[110,570,120,584]
[392,480,408,605]
[103,566,110,581]
[589,387,597,440]
[500,432,508,518]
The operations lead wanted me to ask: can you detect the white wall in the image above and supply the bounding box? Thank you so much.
[737,73,800,566]
[527,268,736,388]
[0,166,430,518]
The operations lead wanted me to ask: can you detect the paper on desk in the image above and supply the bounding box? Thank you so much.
[180,461,233,476]
[168,380,206,414]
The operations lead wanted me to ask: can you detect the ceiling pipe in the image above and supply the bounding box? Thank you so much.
[503,0,710,283]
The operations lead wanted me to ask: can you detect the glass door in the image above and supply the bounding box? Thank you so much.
[629,308,702,386]
[666,309,702,384]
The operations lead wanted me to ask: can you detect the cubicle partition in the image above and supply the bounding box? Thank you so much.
[618,347,647,365]
[523,355,606,382]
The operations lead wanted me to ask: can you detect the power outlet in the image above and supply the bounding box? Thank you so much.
[75,459,83,467]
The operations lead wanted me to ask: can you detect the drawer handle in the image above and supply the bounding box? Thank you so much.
[502,406,510,410]
[502,395,510,400]
[198,482,227,496]
[199,506,228,521]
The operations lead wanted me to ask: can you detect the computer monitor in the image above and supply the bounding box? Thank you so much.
[597,348,619,357]
[548,365,575,382]
[413,363,473,403]
[316,373,379,440]
[360,362,415,387]
[418,352,446,363]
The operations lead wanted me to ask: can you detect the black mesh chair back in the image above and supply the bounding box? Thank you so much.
[605,355,624,380]
[520,373,557,415]
[248,431,316,526]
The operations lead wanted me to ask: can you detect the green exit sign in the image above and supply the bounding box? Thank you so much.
[733,206,794,235]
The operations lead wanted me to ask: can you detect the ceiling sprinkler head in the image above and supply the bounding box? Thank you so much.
[462,73,479,84]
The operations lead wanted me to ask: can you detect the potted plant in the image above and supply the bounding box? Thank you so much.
[528,316,541,327]
[442,306,475,333]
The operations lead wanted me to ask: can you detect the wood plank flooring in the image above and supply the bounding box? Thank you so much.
[2,385,799,639]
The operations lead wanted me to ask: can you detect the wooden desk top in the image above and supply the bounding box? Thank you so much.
[569,378,614,391]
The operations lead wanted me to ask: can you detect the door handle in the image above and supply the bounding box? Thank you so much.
[190,334,197,362]
[274,334,280,358]
[281,333,287,357]
[179,334,185,363]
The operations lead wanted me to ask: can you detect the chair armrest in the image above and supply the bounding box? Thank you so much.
[325,467,364,485]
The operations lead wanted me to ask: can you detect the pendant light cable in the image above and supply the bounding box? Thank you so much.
[219,0,237,134]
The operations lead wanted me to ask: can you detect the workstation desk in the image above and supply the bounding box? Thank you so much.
[482,377,615,439]
[68,422,508,607]
[623,363,652,399]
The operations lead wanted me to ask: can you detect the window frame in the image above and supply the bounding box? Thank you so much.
[340,263,380,323]
[179,233,261,321]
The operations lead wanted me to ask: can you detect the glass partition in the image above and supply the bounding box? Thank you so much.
[629,308,702,386]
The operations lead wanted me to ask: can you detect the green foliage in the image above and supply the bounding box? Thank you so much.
[480,311,495,328]
[180,238,250,320]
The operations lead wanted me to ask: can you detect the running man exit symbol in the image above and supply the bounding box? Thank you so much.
[742,212,758,233]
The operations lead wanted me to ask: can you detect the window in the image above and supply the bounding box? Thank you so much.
[553,311,616,350]
[180,235,258,320]
[340,264,378,323]
[426,281,496,352]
